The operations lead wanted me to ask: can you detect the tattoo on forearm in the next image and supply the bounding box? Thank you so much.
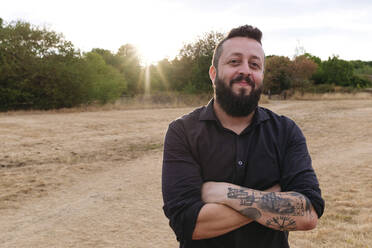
[258,192,304,216]
[304,194,312,213]
[266,216,296,231]
[239,208,262,220]
[227,187,262,206]
[227,188,312,217]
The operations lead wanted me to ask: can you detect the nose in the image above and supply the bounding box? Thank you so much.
[237,61,251,76]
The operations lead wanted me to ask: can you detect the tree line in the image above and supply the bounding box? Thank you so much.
[1,18,371,111]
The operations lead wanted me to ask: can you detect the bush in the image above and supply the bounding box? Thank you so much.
[351,75,372,88]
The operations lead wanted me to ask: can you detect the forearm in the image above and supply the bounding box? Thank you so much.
[204,182,317,231]
[193,183,282,240]
[192,203,253,240]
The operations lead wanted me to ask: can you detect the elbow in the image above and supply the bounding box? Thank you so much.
[192,231,202,240]
[192,221,217,240]
[300,216,318,231]
[192,223,208,240]
[192,230,216,240]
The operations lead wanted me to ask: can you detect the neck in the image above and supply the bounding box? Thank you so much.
[213,99,255,135]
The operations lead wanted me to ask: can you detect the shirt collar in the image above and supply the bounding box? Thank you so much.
[199,99,216,121]
[199,98,270,125]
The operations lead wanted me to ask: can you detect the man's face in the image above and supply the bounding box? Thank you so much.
[210,37,265,117]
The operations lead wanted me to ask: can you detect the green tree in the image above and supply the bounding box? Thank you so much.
[175,31,224,93]
[116,44,142,95]
[321,56,354,86]
[83,52,127,104]
[148,58,172,92]
[0,20,79,110]
[91,48,120,68]
[303,53,321,65]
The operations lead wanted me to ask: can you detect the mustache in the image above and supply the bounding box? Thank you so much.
[230,74,255,87]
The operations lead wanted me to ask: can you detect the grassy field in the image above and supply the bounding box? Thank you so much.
[0,98,371,247]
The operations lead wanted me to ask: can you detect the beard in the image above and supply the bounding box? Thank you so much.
[214,73,262,117]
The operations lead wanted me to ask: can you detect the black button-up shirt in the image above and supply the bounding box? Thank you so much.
[162,100,324,248]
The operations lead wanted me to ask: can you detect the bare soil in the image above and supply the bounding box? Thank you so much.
[0,99,371,248]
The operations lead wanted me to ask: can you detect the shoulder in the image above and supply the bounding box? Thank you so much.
[168,105,206,130]
[257,106,297,129]
[257,107,308,154]
[257,106,306,145]
[165,106,206,145]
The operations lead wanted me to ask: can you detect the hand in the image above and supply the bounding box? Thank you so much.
[201,182,230,204]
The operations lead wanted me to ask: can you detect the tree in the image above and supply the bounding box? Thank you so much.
[263,56,292,94]
[0,19,129,110]
[90,48,120,68]
[291,55,318,94]
[83,52,127,104]
[303,53,321,65]
[175,31,224,93]
[0,20,79,110]
[148,59,172,92]
[116,44,142,95]
[321,56,354,86]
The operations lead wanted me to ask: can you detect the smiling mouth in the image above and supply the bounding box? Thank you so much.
[230,75,255,88]
[236,81,251,86]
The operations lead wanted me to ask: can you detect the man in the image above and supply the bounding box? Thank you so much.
[162,25,324,248]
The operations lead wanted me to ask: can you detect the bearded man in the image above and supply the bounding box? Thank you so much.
[162,25,324,248]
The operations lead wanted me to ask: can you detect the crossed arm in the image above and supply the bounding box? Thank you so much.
[192,182,317,240]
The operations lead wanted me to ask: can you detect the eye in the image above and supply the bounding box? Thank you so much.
[229,59,240,65]
[250,62,261,69]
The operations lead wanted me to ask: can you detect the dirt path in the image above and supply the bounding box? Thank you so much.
[0,99,371,248]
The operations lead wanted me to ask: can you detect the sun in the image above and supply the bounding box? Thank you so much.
[136,41,171,66]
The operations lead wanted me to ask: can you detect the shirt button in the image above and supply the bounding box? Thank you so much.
[238,160,243,166]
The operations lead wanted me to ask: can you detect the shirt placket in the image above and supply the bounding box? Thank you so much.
[234,134,247,185]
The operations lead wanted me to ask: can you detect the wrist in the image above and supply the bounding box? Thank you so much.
[202,182,231,204]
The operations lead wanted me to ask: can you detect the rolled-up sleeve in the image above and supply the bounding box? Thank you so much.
[280,120,325,218]
[162,121,205,241]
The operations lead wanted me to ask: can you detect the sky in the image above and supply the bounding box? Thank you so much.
[2,0,372,64]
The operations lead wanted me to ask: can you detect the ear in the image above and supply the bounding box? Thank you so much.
[209,65,217,86]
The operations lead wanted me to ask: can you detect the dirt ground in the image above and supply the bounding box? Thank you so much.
[0,99,371,248]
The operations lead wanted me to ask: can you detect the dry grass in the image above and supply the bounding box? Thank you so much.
[2,91,369,117]
[289,91,372,101]
[0,99,371,247]
[0,92,270,116]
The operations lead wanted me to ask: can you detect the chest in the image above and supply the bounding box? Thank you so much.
[191,125,283,190]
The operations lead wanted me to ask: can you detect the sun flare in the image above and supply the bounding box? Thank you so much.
[136,41,172,66]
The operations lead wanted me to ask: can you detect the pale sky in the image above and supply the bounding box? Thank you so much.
[2,0,372,64]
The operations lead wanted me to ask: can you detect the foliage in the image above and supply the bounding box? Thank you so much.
[116,44,142,95]
[0,20,79,110]
[291,55,318,94]
[263,56,293,94]
[303,53,321,65]
[147,59,172,92]
[90,48,121,68]
[1,18,371,111]
[321,56,354,86]
[176,31,224,93]
[0,20,128,111]
[351,61,372,87]
[82,52,127,104]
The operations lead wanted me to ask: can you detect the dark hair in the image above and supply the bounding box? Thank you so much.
[212,25,263,68]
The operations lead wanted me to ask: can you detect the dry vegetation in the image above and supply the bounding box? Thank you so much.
[0,96,371,248]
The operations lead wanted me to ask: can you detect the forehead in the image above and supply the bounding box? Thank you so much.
[220,37,264,61]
